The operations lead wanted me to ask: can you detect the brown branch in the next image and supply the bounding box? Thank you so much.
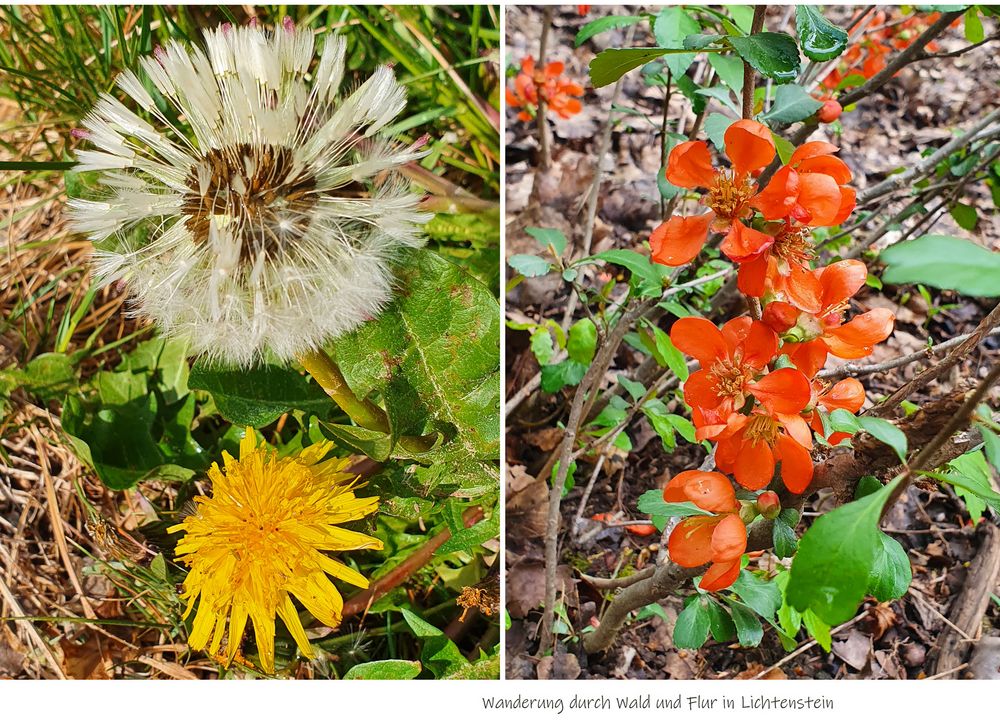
[741,7,767,120]
[536,7,553,171]
[580,567,656,590]
[871,300,1000,417]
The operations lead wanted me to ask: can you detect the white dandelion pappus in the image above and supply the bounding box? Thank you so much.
[69,19,432,366]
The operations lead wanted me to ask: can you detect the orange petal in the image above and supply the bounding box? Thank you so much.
[650,212,713,266]
[740,320,779,369]
[725,119,775,175]
[782,263,823,314]
[737,253,769,298]
[720,316,752,356]
[733,439,775,490]
[682,369,725,412]
[749,368,811,414]
[710,513,747,561]
[830,185,856,226]
[819,259,868,312]
[824,308,895,358]
[668,516,716,567]
[544,61,565,77]
[666,141,716,189]
[776,433,813,494]
[796,172,843,226]
[677,470,738,512]
[521,56,535,74]
[762,300,800,333]
[700,558,742,591]
[721,220,774,262]
[671,316,727,367]
[796,154,853,185]
[819,377,866,413]
[752,165,799,220]
[777,411,814,450]
[790,141,839,165]
[784,340,829,378]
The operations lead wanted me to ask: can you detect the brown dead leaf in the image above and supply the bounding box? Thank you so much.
[59,635,113,680]
[507,559,546,618]
[867,601,899,639]
[832,629,873,671]
[523,427,563,452]
[735,662,787,679]
[663,650,696,679]
[537,651,581,680]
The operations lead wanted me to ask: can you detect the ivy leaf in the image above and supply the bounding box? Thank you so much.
[729,32,801,84]
[795,6,849,62]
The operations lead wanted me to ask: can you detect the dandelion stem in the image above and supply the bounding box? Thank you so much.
[298,348,389,433]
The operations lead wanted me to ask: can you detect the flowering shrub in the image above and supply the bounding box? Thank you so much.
[506,56,584,121]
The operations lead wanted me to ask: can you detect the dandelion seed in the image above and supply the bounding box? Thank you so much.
[168,427,383,673]
[69,21,432,366]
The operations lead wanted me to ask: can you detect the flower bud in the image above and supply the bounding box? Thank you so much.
[757,491,781,520]
[818,100,843,123]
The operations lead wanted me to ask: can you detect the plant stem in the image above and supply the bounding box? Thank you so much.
[741,6,767,119]
[298,348,389,433]
[535,7,553,170]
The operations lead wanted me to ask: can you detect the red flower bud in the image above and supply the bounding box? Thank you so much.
[757,491,781,519]
[818,100,843,123]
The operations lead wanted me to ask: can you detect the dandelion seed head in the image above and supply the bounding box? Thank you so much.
[69,22,432,366]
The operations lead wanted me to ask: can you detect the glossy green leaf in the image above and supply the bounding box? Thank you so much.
[653,7,700,78]
[705,598,736,642]
[589,47,704,88]
[867,532,912,601]
[726,598,764,647]
[674,596,711,649]
[567,318,598,365]
[795,6,849,62]
[401,608,466,678]
[881,235,1000,297]
[729,570,781,620]
[729,32,801,84]
[761,83,823,123]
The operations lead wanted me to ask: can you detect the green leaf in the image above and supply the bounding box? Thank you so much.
[855,475,883,499]
[772,132,795,164]
[653,7,700,78]
[436,508,500,556]
[786,477,899,625]
[617,374,647,402]
[674,596,711,649]
[637,489,709,527]
[726,599,764,647]
[707,52,744,93]
[857,417,908,462]
[705,598,736,642]
[331,249,500,461]
[508,254,551,277]
[964,6,985,43]
[684,33,724,50]
[696,86,741,116]
[795,6,849,62]
[867,532,912,601]
[943,449,997,516]
[950,202,978,231]
[540,360,587,393]
[400,608,466,678]
[525,227,569,257]
[704,112,734,153]
[587,249,665,295]
[567,318,598,365]
[773,516,798,558]
[530,328,555,365]
[319,423,394,462]
[10,352,76,400]
[576,15,644,47]
[978,424,1000,472]
[590,47,700,88]
[729,32,801,84]
[803,609,832,652]
[342,660,422,680]
[189,361,330,428]
[881,235,1000,297]
[729,570,781,620]
[760,84,824,123]
[640,321,689,380]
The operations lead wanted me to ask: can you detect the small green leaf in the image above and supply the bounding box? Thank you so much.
[867,532,912,601]
[964,6,985,43]
[950,202,978,231]
[637,488,710,525]
[530,328,555,365]
[653,7,700,78]
[674,596,711,649]
[617,374,647,402]
[978,424,1000,472]
[508,254,551,277]
[567,319,598,365]
[726,599,764,647]
[641,321,689,380]
[773,516,798,558]
[795,6,849,62]
[729,32,801,84]
[575,15,644,47]
[881,235,1000,297]
[525,227,569,256]
[760,83,824,123]
[704,112,734,153]
[540,360,587,393]
[729,570,781,620]
[708,52,744,93]
[705,598,736,642]
[803,609,832,652]
[343,660,422,680]
[857,417,908,462]
[400,609,466,678]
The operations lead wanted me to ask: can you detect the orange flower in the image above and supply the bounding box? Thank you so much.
[752,142,855,228]
[663,470,746,591]
[671,316,811,417]
[763,260,895,377]
[577,4,591,14]
[711,408,815,493]
[806,377,867,444]
[650,120,776,266]
[736,221,823,313]
[506,56,584,122]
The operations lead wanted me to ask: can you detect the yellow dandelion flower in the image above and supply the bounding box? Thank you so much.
[168,427,383,673]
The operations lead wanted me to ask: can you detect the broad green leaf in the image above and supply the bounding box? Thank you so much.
[729,570,781,620]
[704,112,734,153]
[729,32,801,84]
[567,318,598,365]
[436,508,500,556]
[867,532,912,601]
[525,226,569,256]
[708,52,744,93]
[617,374,647,402]
[795,6,849,61]
[189,361,330,428]
[674,596,711,649]
[530,328,555,365]
[640,321,689,380]
[760,84,823,123]
[773,516,798,557]
[943,450,997,517]
[589,47,701,88]
[881,235,1000,297]
[786,476,899,625]
[637,489,710,528]
[653,7,700,78]
[508,254,551,277]
[705,598,736,642]
[7,352,76,400]
[964,6,985,43]
[400,608,466,678]
[540,360,587,393]
[587,249,666,295]
[331,249,500,461]
[857,417,908,462]
[726,598,764,647]
[642,399,677,451]
[950,202,978,231]
[803,609,832,652]
[696,86,741,116]
[343,660,422,680]
[319,423,394,462]
[576,15,644,47]
[977,424,1000,472]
